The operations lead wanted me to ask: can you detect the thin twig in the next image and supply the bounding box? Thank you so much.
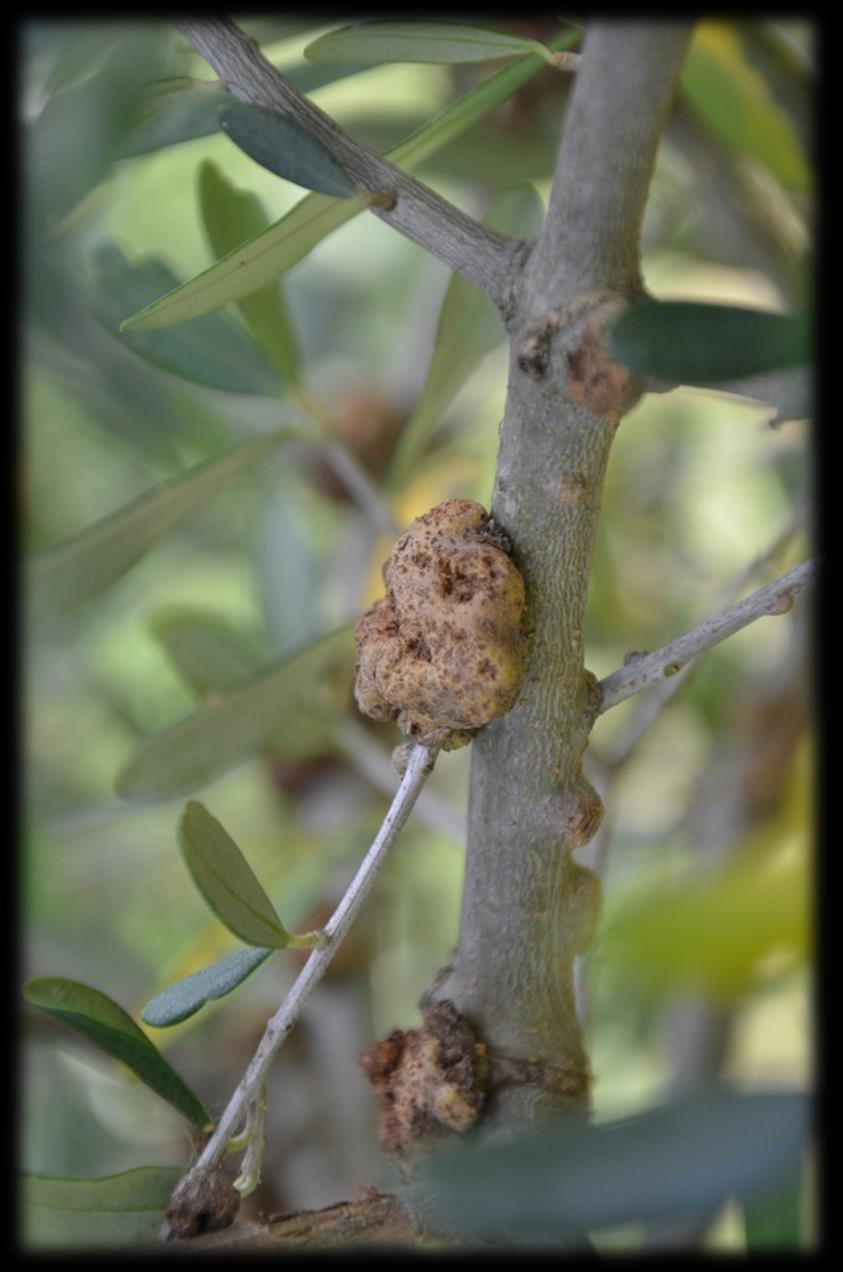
[335,718,466,842]
[598,559,815,714]
[577,514,809,1029]
[602,506,807,765]
[160,743,437,1236]
[322,442,400,537]
[176,17,521,305]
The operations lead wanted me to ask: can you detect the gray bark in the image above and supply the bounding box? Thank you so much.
[426,22,693,1128]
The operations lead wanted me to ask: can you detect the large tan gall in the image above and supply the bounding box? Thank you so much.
[354,499,527,750]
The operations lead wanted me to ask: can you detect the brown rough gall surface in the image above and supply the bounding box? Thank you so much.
[165,1168,240,1239]
[359,1001,489,1168]
[566,303,644,422]
[354,500,527,750]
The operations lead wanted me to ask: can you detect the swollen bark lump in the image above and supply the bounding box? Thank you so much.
[354,500,527,749]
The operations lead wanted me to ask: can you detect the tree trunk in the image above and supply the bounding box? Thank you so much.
[425,21,693,1131]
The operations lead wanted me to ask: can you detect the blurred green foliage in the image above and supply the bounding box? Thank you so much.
[22,17,813,1252]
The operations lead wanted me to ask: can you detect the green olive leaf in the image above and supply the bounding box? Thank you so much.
[116,625,354,801]
[304,21,559,67]
[219,101,358,198]
[424,1088,809,1237]
[24,979,208,1128]
[607,301,811,386]
[21,1167,185,1251]
[198,160,301,384]
[179,802,290,948]
[92,242,282,395]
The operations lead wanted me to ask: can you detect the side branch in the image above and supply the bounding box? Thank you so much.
[177,17,521,305]
[598,559,815,714]
[162,744,437,1237]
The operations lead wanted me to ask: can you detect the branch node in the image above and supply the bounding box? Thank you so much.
[550,50,581,72]
[360,1001,488,1167]
[165,1169,240,1240]
[364,189,398,211]
[517,309,560,379]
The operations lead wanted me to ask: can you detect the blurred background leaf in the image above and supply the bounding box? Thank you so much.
[424,1088,809,1240]
[91,243,284,394]
[681,23,811,191]
[27,430,298,624]
[21,1167,184,1252]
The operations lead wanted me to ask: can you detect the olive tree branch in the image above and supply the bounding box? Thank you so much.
[600,506,807,765]
[598,559,815,714]
[176,17,524,306]
[161,743,437,1237]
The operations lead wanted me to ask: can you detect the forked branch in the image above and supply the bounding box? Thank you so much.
[177,17,524,305]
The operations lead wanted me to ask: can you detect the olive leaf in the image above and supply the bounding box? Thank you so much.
[607,301,811,385]
[424,1088,809,1237]
[21,1167,185,1251]
[116,625,354,801]
[27,428,301,624]
[178,801,290,949]
[92,242,282,395]
[197,160,301,384]
[219,101,358,198]
[24,979,208,1128]
[142,946,274,1028]
[304,21,561,68]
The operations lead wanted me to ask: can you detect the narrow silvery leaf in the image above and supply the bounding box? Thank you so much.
[142,946,274,1027]
[24,979,208,1128]
[179,801,290,949]
[219,100,357,198]
[304,21,557,67]
[21,1167,184,1251]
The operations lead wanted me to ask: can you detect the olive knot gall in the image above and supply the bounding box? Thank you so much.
[354,500,527,749]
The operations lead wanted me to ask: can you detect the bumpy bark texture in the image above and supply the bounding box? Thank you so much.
[360,1000,488,1169]
[354,499,527,750]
